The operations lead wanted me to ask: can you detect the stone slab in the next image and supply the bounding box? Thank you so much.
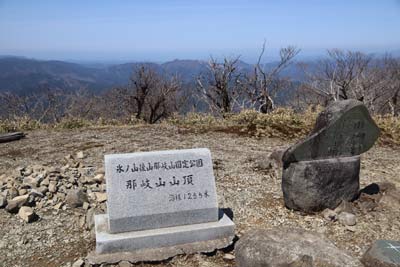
[362,240,400,267]
[93,212,235,255]
[282,156,360,212]
[87,237,233,265]
[105,148,218,233]
[283,100,380,165]
[236,228,363,267]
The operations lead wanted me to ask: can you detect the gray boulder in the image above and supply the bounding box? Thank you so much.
[362,240,400,267]
[236,228,362,267]
[282,156,360,211]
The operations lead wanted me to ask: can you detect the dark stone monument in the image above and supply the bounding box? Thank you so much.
[282,100,380,212]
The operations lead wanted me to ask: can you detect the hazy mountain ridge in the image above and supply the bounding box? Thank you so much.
[0,56,306,94]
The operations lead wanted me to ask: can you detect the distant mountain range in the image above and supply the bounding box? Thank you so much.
[0,56,307,94]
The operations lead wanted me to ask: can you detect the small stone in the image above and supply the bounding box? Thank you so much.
[82,202,90,210]
[85,208,95,230]
[322,208,337,221]
[72,258,84,267]
[48,181,58,193]
[93,174,104,183]
[0,195,7,208]
[95,192,107,203]
[223,253,235,260]
[8,187,19,199]
[40,178,50,187]
[30,189,44,198]
[37,186,49,194]
[23,168,33,176]
[6,194,30,213]
[54,202,63,210]
[56,192,66,201]
[18,206,37,223]
[338,212,357,226]
[76,151,85,159]
[22,176,38,188]
[334,200,354,214]
[66,189,88,208]
[18,189,28,196]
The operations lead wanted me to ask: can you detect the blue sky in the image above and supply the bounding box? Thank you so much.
[0,0,399,62]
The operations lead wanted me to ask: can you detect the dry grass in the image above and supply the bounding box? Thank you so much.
[1,108,400,146]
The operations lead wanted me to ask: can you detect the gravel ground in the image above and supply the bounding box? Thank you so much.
[0,124,399,267]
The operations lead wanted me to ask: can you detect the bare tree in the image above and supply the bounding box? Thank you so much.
[300,49,400,114]
[196,56,242,115]
[118,65,181,123]
[384,56,400,115]
[301,49,371,104]
[244,42,300,113]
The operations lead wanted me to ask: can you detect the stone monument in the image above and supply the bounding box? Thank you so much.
[282,100,380,212]
[87,148,235,264]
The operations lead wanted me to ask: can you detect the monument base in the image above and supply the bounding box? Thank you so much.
[282,156,360,212]
[87,212,235,264]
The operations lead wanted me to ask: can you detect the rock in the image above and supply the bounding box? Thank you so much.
[281,100,380,213]
[282,100,380,165]
[322,208,337,221]
[282,156,360,212]
[76,151,85,159]
[85,208,95,230]
[37,186,49,195]
[18,206,37,223]
[362,240,400,267]
[8,187,19,199]
[23,168,33,176]
[48,181,58,193]
[334,200,355,214]
[95,192,107,203]
[236,228,362,267]
[6,194,30,213]
[338,212,357,226]
[54,202,63,210]
[40,178,50,187]
[72,258,84,267]
[66,189,88,208]
[18,189,28,196]
[0,195,7,208]
[22,176,38,188]
[223,253,235,260]
[82,202,90,210]
[93,173,104,183]
[30,189,44,198]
